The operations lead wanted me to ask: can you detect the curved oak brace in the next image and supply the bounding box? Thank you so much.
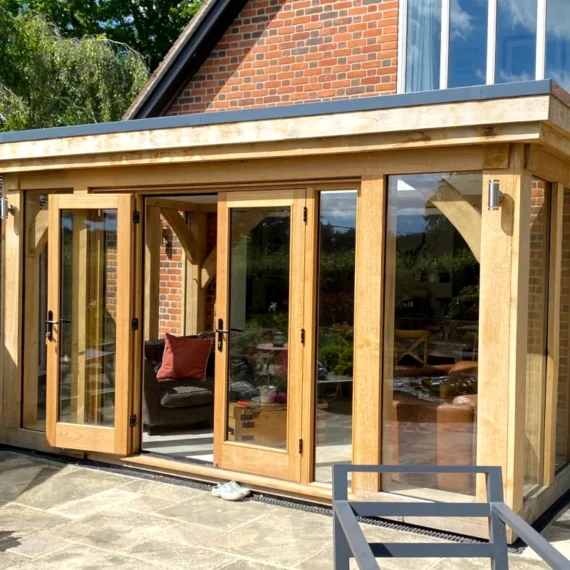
[160,207,200,263]
[201,249,217,289]
[430,181,482,262]
[200,209,268,289]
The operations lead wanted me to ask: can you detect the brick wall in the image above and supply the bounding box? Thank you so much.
[167,0,398,116]
[557,189,570,463]
[158,217,185,337]
[155,212,218,338]
[525,179,550,483]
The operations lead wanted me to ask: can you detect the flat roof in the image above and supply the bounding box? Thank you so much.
[0,80,558,145]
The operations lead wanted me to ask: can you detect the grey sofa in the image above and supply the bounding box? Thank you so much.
[142,338,215,435]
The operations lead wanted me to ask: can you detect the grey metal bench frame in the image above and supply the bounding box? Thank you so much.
[332,465,570,570]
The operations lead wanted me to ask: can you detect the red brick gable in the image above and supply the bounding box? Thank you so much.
[167,0,398,116]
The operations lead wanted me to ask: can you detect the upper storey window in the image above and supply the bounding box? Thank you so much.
[400,0,570,93]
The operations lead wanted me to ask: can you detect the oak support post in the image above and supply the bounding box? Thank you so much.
[185,211,207,335]
[352,177,386,494]
[2,178,23,429]
[144,206,161,341]
[477,144,531,517]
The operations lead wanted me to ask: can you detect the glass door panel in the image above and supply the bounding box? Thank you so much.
[215,191,306,481]
[46,195,134,454]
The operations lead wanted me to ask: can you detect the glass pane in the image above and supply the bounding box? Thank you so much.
[315,191,357,484]
[226,207,291,450]
[383,173,482,498]
[22,194,49,431]
[406,0,441,92]
[448,0,488,88]
[546,0,570,91]
[556,188,570,471]
[524,178,551,498]
[496,0,537,83]
[59,209,117,427]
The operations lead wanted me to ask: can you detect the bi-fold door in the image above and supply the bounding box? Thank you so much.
[46,194,136,454]
[213,191,307,481]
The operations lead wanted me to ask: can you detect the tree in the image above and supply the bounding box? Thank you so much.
[0,9,148,131]
[1,0,204,71]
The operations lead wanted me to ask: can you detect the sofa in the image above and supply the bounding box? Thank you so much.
[387,361,478,494]
[142,337,215,434]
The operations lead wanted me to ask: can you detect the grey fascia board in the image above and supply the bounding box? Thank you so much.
[0,80,555,146]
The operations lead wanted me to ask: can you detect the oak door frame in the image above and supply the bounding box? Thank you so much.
[213,190,307,482]
[46,193,135,454]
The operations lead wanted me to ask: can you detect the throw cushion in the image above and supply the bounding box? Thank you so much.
[157,334,212,381]
[159,378,215,408]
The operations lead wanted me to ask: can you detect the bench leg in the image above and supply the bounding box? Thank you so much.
[334,513,351,570]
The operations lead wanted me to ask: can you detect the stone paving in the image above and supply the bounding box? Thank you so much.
[0,450,564,569]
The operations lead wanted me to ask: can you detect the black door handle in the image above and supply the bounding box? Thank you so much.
[46,310,58,341]
[215,318,229,352]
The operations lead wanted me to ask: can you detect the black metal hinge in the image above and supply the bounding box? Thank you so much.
[298,439,303,454]
[129,414,137,428]
[303,207,308,223]
[131,318,139,331]
[132,210,140,224]
[301,329,305,344]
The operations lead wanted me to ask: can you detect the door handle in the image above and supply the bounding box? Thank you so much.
[215,318,229,352]
[46,310,58,341]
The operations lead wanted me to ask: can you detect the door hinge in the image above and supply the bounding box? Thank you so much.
[301,329,305,344]
[129,414,137,428]
[303,206,308,223]
[131,317,139,331]
[298,439,303,454]
[132,210,140,224]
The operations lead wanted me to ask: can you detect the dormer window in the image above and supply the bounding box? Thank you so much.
[399,0,570,93]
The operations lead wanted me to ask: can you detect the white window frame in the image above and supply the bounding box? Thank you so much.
[397,0,549,94]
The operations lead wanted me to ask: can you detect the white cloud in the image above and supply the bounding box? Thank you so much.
[499,0,538,33]
[450,0,473,39]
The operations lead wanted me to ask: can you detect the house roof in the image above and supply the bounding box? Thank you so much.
[123,0,249,120]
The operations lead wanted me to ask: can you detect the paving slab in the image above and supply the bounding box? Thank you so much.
[157,493,271,531]
[13,467,133,511]
[1,451,569,569]
[49,507,178,551]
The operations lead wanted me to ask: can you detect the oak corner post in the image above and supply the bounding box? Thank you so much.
[477,144,531,514]
[2,178,23,430]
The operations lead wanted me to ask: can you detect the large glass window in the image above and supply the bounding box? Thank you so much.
[405,0,441,92]
[546,0,570,91]
[524,178,551,498]
[496,0,537,84]
[382,173,482,498]
[314,191,357,484]
[402,0,570,93]
[449,0,488,88]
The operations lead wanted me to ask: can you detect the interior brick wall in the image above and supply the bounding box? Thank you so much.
[156,212,218,338]
[167,0,398,116]
[158,217,185,337]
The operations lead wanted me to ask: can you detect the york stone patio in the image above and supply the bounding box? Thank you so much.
[0,450,562,569]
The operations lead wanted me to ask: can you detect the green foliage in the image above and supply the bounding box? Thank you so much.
[318,326,354,377]
[1,0,204,71]
[0,8,148,131]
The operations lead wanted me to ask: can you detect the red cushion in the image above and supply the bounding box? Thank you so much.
[157,334,212,381]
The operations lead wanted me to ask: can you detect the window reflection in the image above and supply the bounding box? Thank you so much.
[449,0,488,88]
[406,0,441,92]
[496,0,537,83]
[315,191,356,484]
[546,0,570,91]
[382,173,481,498]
